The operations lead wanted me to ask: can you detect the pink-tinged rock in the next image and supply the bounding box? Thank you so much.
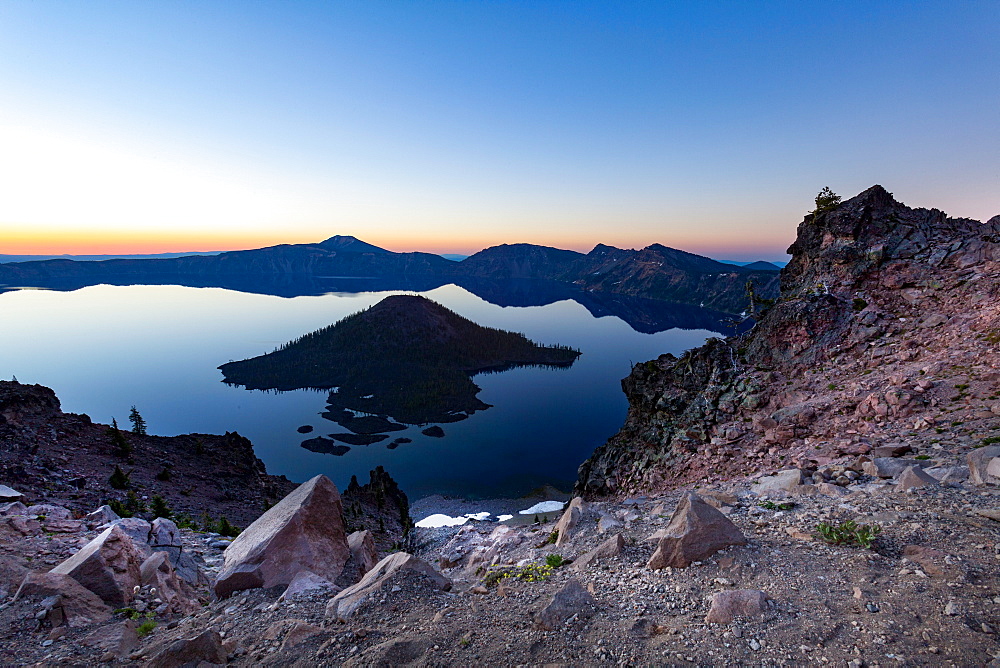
[968,446,1000,485]
[326,552,450,621]
[84,505,120,527]
[0,501,28,516]
[554,497,588,547]
[895,465,938,491]
[0,485,23,503]
[280,621,325,650]
[214,474,350,598]
[647,492,747,569]
[534,579,596,630]
[147,630,227,668]
[902,545,947,576]
[705,589,771,623]
[279,570,339,602]
[14,572,112,627]
[987,457,1000,480]
[751,469,804,495]
[573,534,625,571]
[26,504,72,520]
[81,620,139,658]
[140,552,200,615]
[49,524,143,606]
[348,530,378,576]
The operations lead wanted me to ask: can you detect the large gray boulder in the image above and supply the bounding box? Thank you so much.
[214,474,350,597]
[969,446,1000,485]
[147,630,227,668]
[895,465,938,491]
[347,530,378,577]
[325,552,450,621]
[647,492,747,569]
[49,524,143,606]
[0,484,23,503]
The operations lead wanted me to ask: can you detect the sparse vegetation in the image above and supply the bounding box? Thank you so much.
[816,520,881,548]
[136,619,157,637]
[482,562,555,587]
[150,495,171,519]
[106,418,132,458]
[545,553,566,568]
[108,465,131,490]
[759,500,795,511]
[813,187,842,213]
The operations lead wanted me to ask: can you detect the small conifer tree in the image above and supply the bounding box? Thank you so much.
[150,495,171,519]
[128,406,147,436]
[813,186,842,213]
[107,418,132,458]
[109,465,131,490]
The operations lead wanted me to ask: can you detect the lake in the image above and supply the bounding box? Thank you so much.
[0,279,725,499]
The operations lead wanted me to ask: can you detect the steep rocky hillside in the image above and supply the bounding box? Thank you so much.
[577,185,1000,496]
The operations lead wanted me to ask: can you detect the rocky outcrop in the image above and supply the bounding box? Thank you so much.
[705,589,771,624]
[534,579,596,630]
[214,474,350,597]
[576,186,1000,496]
[13,572,112,628]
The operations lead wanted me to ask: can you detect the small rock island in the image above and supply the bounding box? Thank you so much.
[219,295,580,441]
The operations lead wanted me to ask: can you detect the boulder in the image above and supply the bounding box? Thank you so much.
[871,444,912,458]
[348,530,378,576]
[597,513,624,534]
[49,524,143,606]
[279,570,338,602]
[280,621,325,651]
[81,620,139,659]
[967,446,1000,485]
[0,501,28,516]
[14,572,112,627]
[705,589,771,624]
[534,579,596,630]
[0,484,23,503]
[147,629,227,668]
[862,457,927,479]
[554,497,589,547]
[25,503,72,520]
[751,469,804,495]
[139,552,200,615]
[214,474,350,597]
[344,638,432,668]
[326,552,450,621]
[895,465,938,491]
[815,482,850,498]
[99,518,153,556]
[647,492,747,569]
[573,534,625,570]
[987,457,1000,480]
[85,505,120,528]
[902,545,947,576]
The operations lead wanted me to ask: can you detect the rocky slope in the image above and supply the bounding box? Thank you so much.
[577,185,1000,497]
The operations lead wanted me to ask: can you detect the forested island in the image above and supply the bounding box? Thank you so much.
[219,295,580,432]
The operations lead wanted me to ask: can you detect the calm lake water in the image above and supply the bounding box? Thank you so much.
[0,281,720,499]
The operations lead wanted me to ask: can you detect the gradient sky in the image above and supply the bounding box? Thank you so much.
[1,1,997,260]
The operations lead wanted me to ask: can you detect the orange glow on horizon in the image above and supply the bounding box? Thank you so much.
[1,227,792,260]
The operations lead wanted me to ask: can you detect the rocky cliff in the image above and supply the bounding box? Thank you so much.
[577,185,1000,496]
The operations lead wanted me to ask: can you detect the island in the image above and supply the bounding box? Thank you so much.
[219,295,581,443]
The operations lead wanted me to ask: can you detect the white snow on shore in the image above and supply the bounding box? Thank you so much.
[518,500,565,515]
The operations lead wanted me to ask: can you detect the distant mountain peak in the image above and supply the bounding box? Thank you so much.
[317,235,389,253]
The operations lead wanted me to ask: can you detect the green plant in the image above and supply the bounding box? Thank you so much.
[107,499,132,518]
[816,520,881,548]
[758,500,795,511]
[109,465,131,490]
[113,607,141,620]
[852,297,868,312]
[136,619,157,637]
[914,454,931,460]
[981,436,1000,446]
[128,405,147,435]
[545,553,566,568]
[482,562,555,587]
[155,466,172,482]
[813,187,842,214]
[150,495,171,519]
[107,418,132,458]
[217,516,240,537]
[547,529,559,545]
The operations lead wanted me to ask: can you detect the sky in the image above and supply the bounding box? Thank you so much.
[0,1,997,261]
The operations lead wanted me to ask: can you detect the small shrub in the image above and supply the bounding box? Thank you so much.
[852,298,868,312]
[981,436,1000,446]
[482,562,555,587]
[136,619,157,637]
[107,499,132,518]
[107,419,132,458]
[124,491,146,516]
[914,454,931,460]
[217,516,240,537]
[813,187,842,214]
[816,520,881,548]
[155,466,172,482]
[547,529,559,545]
[545,553,566,568]
[759,500,795,511]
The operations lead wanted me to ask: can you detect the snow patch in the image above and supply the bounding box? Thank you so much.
[518,500,565,515]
